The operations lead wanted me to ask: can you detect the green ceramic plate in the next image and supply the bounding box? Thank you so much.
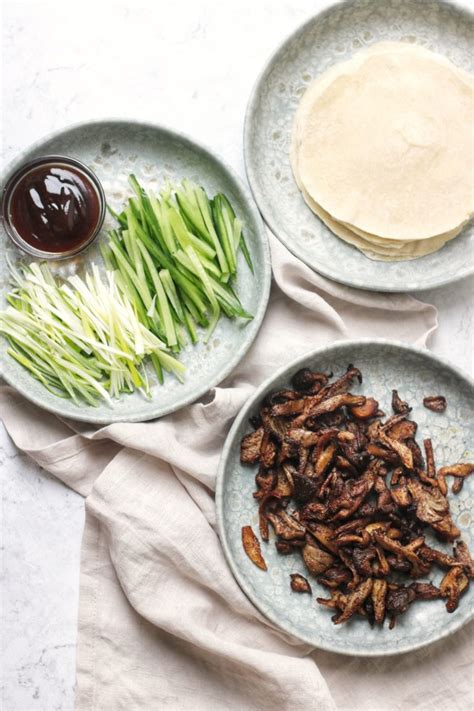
[217,339,474,655]
[0,120,271,423]
[244,0,474,291]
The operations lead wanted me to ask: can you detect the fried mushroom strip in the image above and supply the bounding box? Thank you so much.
[372,579,388,625]
[423,395,447,413]
[332,578,373,625]
[392,389,411,414]
[437,463,474,497]
[242,526,267,570]
[439,566,469,612]
[240,427,264,464]
[290,573,312,594]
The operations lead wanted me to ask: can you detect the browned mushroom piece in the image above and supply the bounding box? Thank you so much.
[366,443,399,463]
[391,389,411,414]
[291,471,318,503]
[349,397,379,420]
[267,510,306,541]
[439,566,469,613]
[265,389,300,407]
[386,418,417,442]
[318,566,353,589]
[454,541,474,578]
[291,368,330,394]
[294,393,366,427]
[423,438,437,480]
[275,541,295,555]
[324,365,362,398]
[451,477,464,495]
[239,365,473,630]
[372,533,430,578]
[351,546,377,576]
[378,431,414,470]
[290,573,312,594]
[409,582,441,600]
[253,468,276,501]
[423,395,447,413]
[302,541,334,576]
[386,585,416,628]
[407,480,460,541]
[438,462,474,496]
[390,475,412,508]
[372,578,388,624]
[419,544,458,569]
[241,526,267,571]
[260,432,277,469]
[332,578,373,625]
[316,590,349,612]
[306,522,339,555]
[240,427,264,464]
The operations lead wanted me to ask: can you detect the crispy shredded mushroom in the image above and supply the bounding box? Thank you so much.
[423,395,447,413]
[241,526,267,570]
[240,365,473,628]
[290,573,312,594]
[392,389,411,415]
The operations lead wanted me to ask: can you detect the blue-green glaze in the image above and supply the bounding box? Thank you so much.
[0,120,271,423]
[244,0,474,291]
[216,339,474,656]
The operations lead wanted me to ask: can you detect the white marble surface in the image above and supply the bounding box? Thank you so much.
[1,1,473,709]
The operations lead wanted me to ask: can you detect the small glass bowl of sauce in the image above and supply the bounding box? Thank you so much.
[2,155,106,259]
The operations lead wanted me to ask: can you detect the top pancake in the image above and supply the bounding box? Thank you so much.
[291,42,474,242]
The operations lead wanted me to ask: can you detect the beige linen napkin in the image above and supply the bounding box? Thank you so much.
[4,234,469,711]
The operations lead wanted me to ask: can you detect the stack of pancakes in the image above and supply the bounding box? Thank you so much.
[290,42,474,261]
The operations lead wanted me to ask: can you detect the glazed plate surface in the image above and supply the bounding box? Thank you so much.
[217,339,474,655]
[244,0,474,291]
[0,120,271,422]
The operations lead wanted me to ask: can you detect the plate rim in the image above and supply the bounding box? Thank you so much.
[243,0,474,293]
[216,337,474,656]
[0,118,272,423]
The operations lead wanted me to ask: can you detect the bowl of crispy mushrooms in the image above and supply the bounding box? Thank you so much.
[216,339,474,655]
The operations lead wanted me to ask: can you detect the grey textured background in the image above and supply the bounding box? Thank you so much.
[1,1,473,709]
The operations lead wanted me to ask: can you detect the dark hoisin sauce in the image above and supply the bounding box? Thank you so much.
[8,163,100,253]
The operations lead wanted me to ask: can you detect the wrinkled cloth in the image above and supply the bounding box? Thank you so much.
[3,234,471,711]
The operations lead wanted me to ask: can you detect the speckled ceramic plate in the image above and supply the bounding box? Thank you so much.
[216,339,474,656]
[244,0,474,292]
[0,120,271,423]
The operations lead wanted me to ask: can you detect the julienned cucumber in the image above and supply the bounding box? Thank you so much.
[103,175,253,349]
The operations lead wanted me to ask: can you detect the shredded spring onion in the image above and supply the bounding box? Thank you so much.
[0,261,185,405]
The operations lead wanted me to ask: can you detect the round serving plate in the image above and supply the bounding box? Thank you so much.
[216,339,474,656]
[0,120,271,423]
[244,0,474,292]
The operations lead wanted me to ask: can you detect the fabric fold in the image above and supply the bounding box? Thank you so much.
[1,234,447,710]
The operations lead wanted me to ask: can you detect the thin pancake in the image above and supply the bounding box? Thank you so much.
[292,42,474,241]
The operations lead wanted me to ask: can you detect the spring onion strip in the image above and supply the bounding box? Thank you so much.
[0,262,184,405]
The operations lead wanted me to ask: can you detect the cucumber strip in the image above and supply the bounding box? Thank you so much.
[185,246,218,311]
[181,293,208,327]
[187,231,216,260]
[239,231,254,273]
[183,307,198,344]
[137,241,177,347]
[159,269,184,322]
[212,194,236,275]
[204,304,220,344]
[175,180,210,241]
[150,195,177,254]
